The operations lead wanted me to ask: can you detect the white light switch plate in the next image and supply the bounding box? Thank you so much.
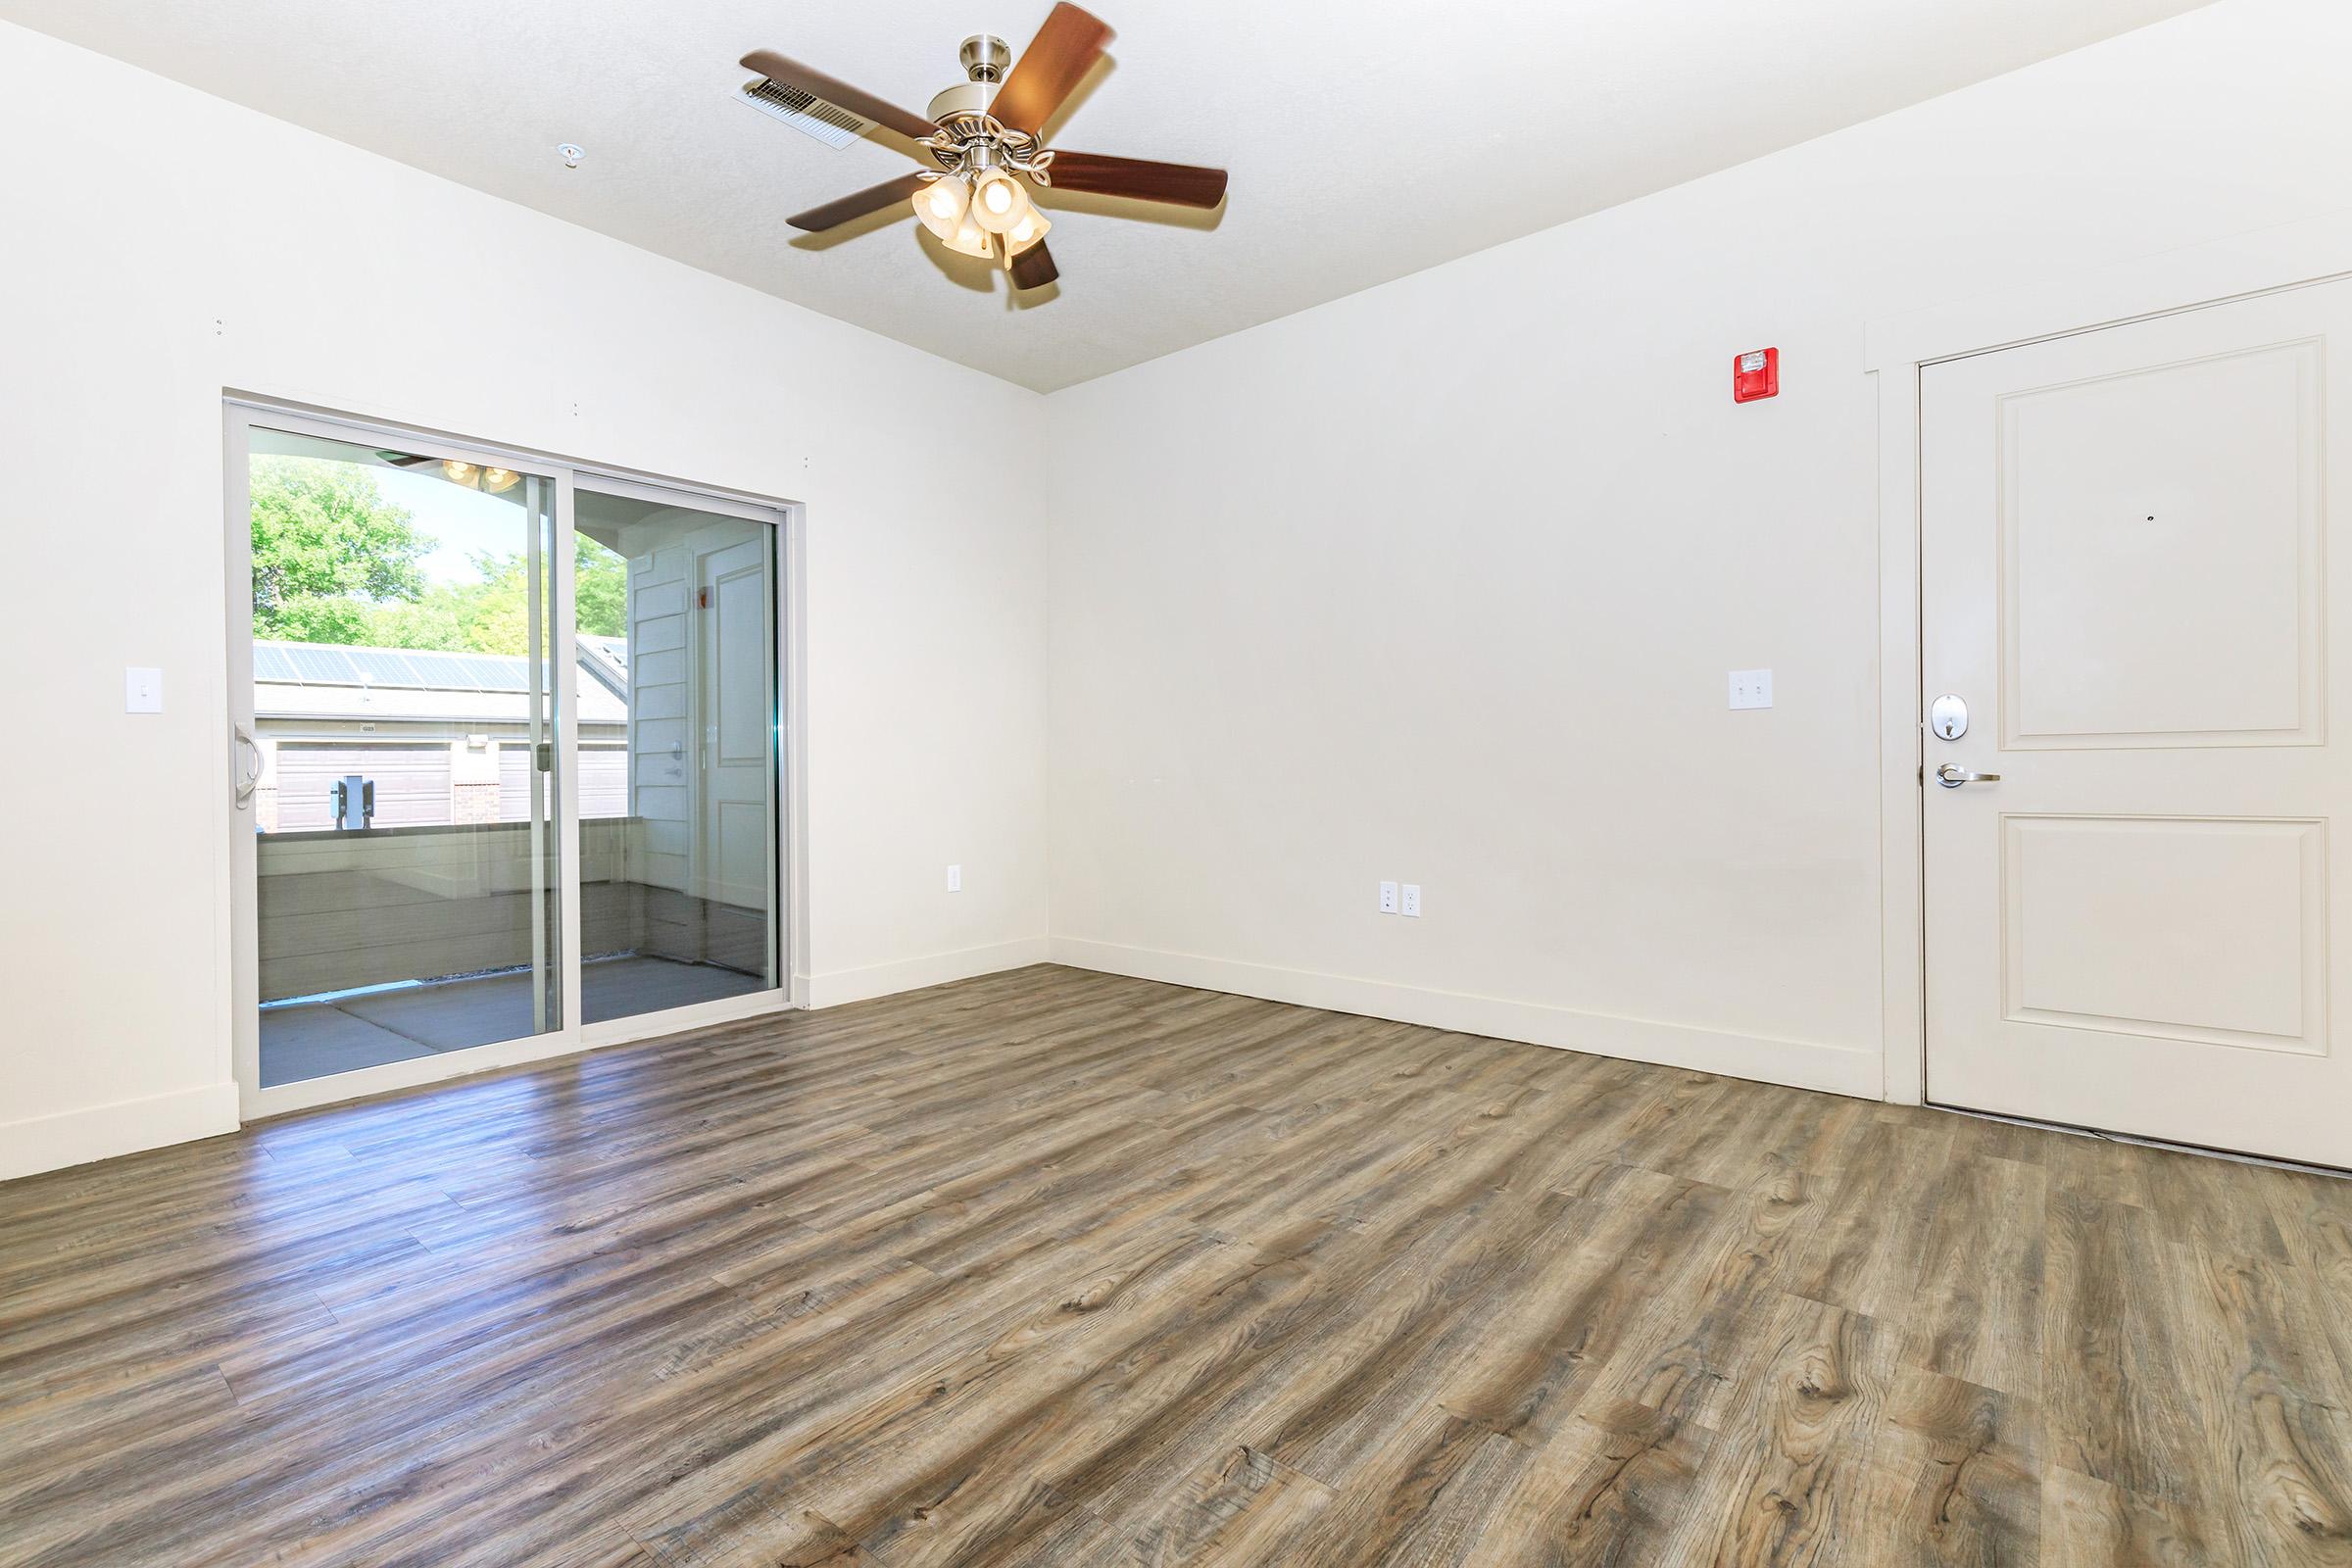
[1378,880,1398,914]
[1728,668,1773,710]
[946,863,962,892]
[124,666,163,713]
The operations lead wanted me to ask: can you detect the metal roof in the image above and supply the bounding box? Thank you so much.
[254,640,615,695]
[577,635,629,700]
[255,639,630,726]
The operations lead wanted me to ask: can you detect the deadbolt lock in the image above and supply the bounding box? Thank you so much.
[1930,694,1969,741]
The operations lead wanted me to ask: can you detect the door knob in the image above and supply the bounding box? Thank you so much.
[1936,762,2001,789]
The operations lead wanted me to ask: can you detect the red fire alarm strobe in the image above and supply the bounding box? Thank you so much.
[1734,346,1779,403]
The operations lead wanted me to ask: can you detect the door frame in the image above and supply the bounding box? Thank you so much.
[1868,207,2352,1105]
[221,398,808,1120]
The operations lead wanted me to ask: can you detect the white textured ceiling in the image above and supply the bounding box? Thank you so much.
[3,0,2213,390]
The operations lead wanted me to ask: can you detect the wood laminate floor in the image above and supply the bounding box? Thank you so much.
[4,965,2349,1566]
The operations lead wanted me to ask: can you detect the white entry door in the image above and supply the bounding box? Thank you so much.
[1923,278,2352,1168]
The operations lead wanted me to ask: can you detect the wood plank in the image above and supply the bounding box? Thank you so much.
[1473,1395,1717,1566]
[2043,1464,2217,1568]
[2040,1191,2213,1508]
[1857,1365,2041,1566]
[1899,1152,2047,1398]
[1675,1291,1899,1566]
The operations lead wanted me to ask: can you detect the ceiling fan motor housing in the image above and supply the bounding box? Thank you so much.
[960,34,1010,82]
[929,33,1011,123]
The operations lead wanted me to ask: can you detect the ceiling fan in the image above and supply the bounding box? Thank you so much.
[737,3,1227,291]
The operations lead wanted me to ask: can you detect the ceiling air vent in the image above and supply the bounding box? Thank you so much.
[737,77,876,150]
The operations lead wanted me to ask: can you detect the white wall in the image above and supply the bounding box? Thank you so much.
[10,0,2349,1182]
[1044,0,2352,1096]
[0,22,1050,1178]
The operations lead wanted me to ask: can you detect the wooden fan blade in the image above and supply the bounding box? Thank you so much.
[991,4,1112,133]
[1044,152,1226,209]
[741,50,938,141]
[787,172,929,232]
[1010,240,1059,290]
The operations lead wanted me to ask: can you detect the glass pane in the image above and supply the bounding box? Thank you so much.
[573,488,779,1023]
[248,428,564,1087]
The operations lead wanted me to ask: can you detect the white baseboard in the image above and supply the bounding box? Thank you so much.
[1049,938,1885,1100]
[807,937,1053,1009]
[0,1081,242,1184]
[1,940,1872,1185]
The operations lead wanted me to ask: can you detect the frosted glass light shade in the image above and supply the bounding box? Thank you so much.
[1004,202,1052,256]
[912,176,969,240]
[971,169,1025,233]
[945,207,995,259]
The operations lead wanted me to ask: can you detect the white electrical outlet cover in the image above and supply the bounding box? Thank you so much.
[946,863,962,892]
[1729,668,1773,710]
[1378,880,1398,913]
[1401,884,1422,917]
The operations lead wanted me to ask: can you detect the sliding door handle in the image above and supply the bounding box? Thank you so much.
[232,722,264,808]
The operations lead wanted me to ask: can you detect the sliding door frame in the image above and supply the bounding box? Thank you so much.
[222,398,805,1120]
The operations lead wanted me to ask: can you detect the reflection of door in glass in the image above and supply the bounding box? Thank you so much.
[574,488,779,1024]
[239,426,564,1088]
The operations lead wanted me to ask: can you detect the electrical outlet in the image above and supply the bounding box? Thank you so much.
[1400,883,1422,917]
[1378,880,1398,914]
[946,863,962,893]
[1728,668,1773,710]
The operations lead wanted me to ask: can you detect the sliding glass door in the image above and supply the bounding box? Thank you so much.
[227,409,786,1110]
[574,483,780,1023]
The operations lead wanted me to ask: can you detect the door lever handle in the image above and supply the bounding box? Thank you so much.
[1935,762,2001,789]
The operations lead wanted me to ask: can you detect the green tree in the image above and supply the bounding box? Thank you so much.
[250,456,629,654]
[366,538,628,655]
[249,458,430,642]
[573,539,627,640]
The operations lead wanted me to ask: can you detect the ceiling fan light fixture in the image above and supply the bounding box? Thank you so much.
[1004,204,1052,256]
[970,168,1024,233]
[754,7,1231,294]
[912,174,970,239]
[480,467,521,495]
[442,460,479,488]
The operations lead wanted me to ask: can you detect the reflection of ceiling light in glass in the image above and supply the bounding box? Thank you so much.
[436,459,526,494]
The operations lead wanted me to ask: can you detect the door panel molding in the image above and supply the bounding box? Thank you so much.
[1996,338,2326,751]
[1998,812,2328,1055]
